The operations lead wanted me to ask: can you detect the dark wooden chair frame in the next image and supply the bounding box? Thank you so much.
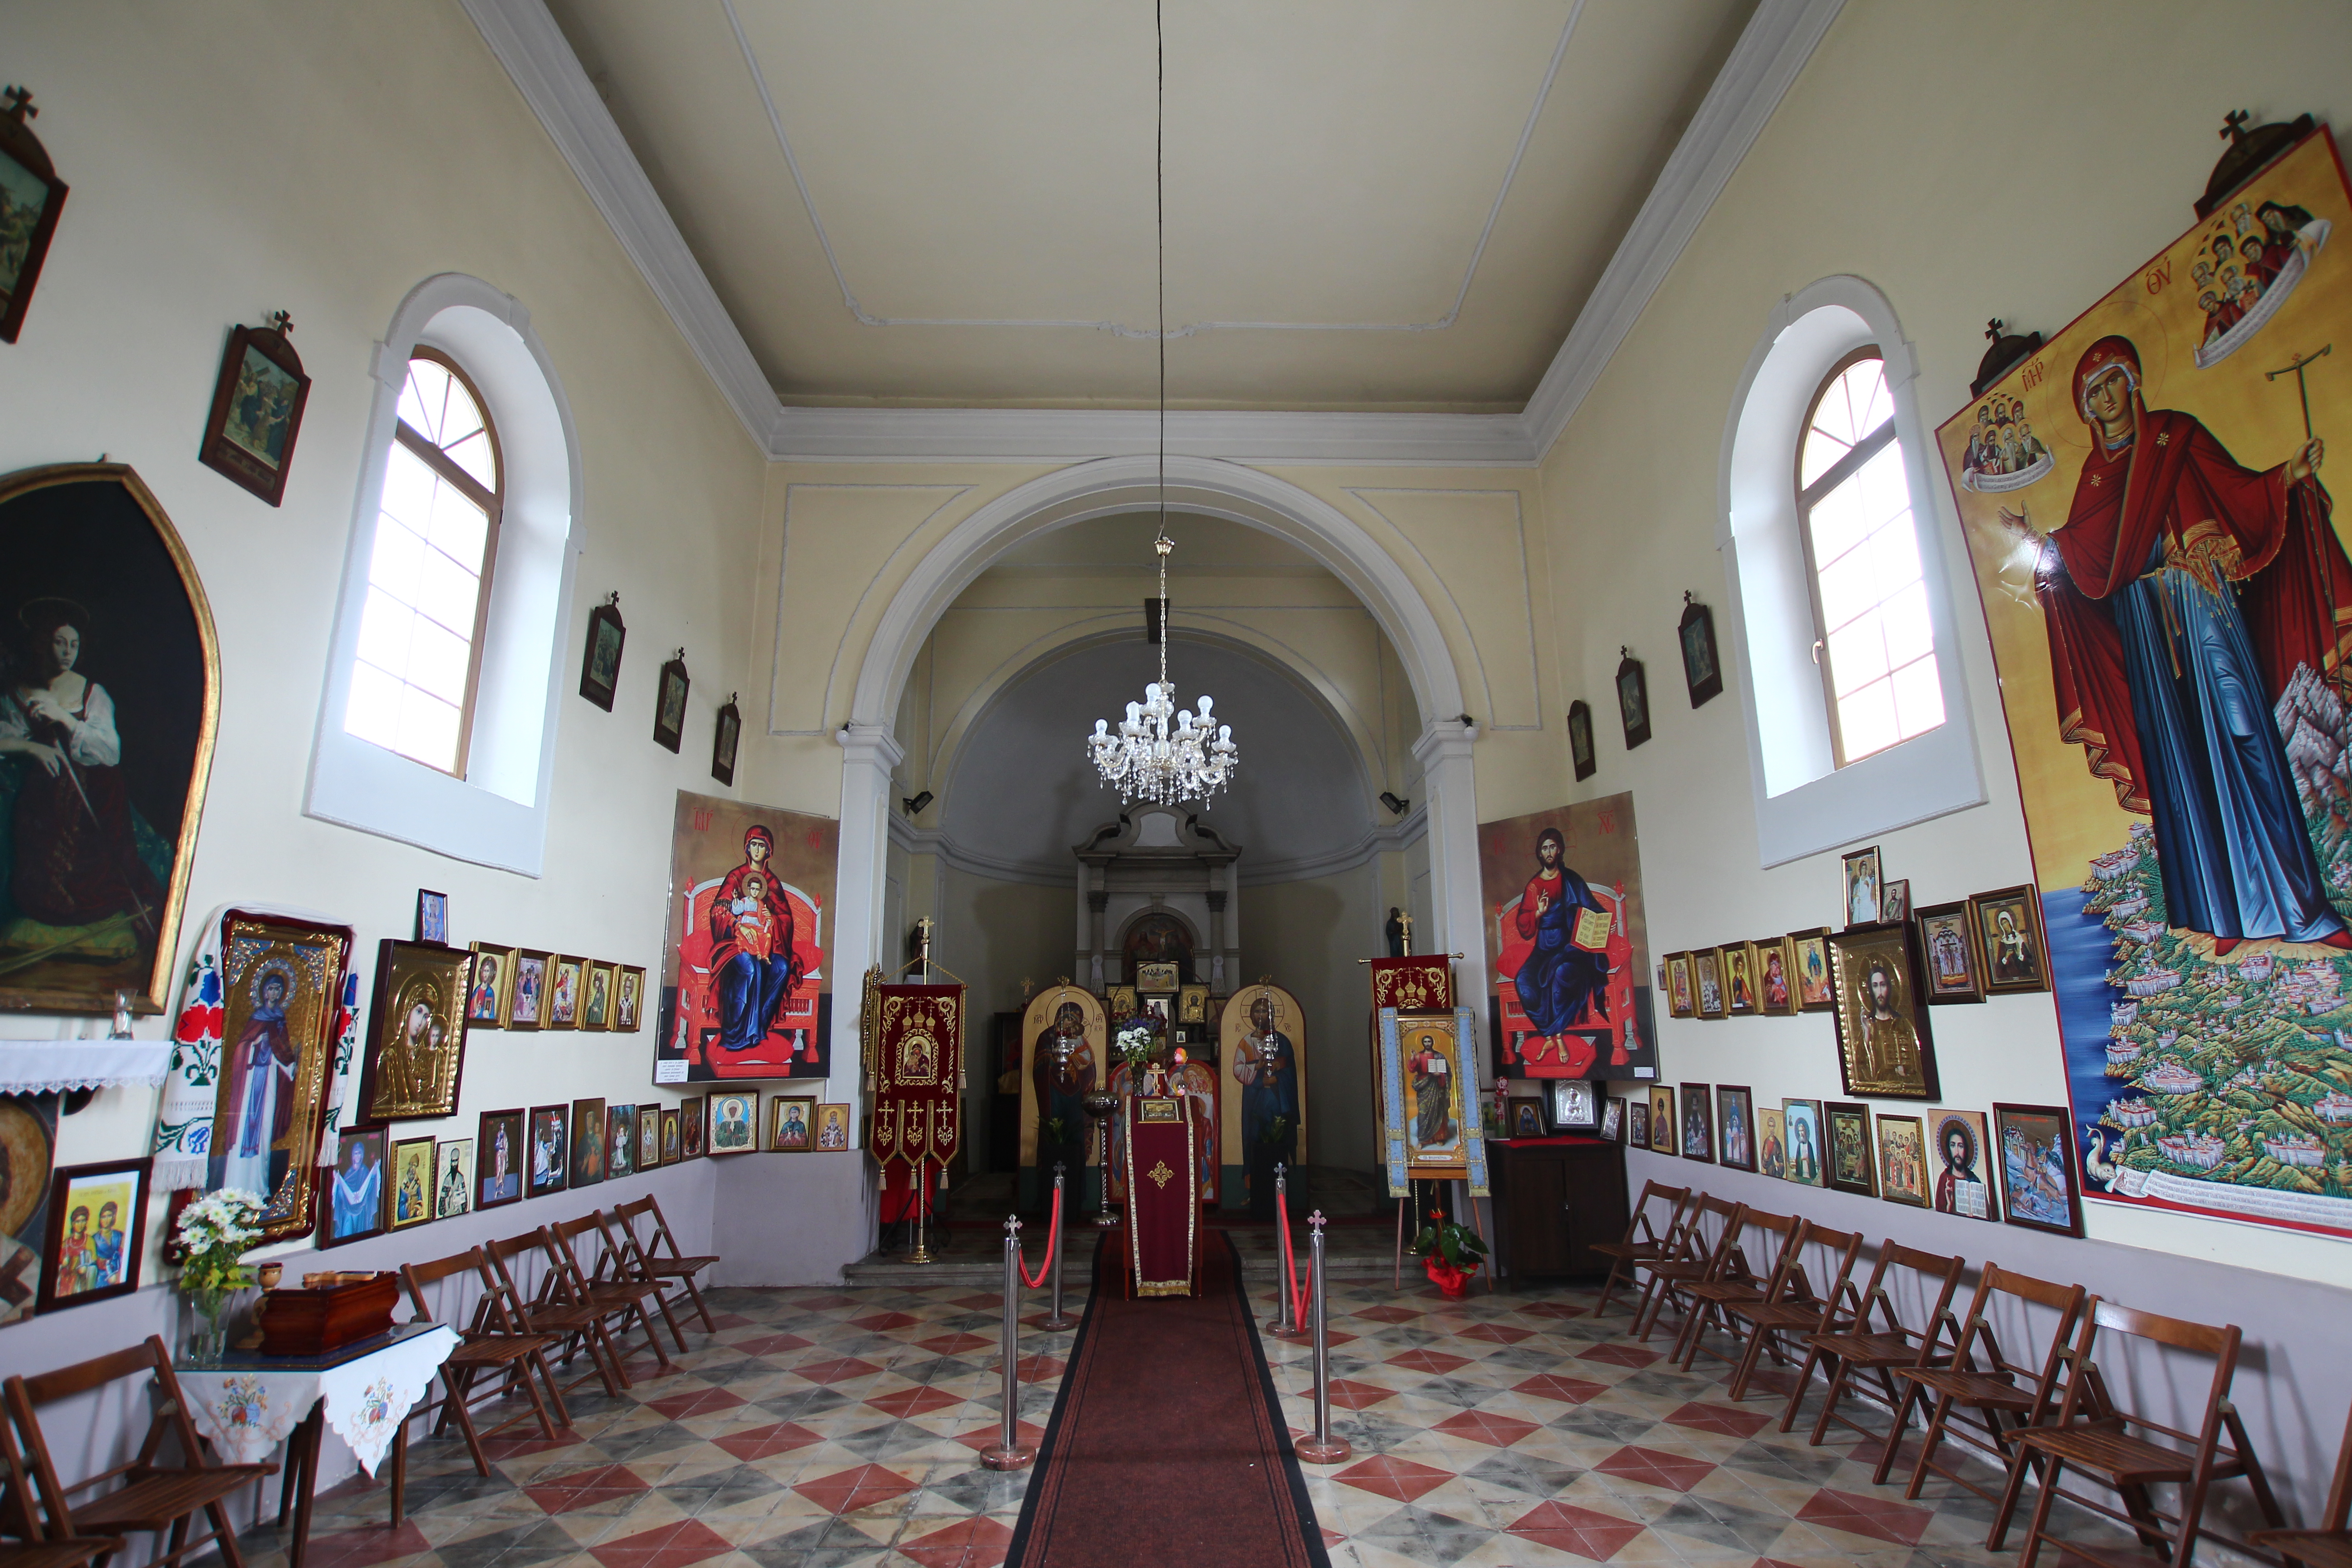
[487,1228,627,1404]
[1669,1206,1798,1373]
[1589,1181,1693,1320]
[399,1247,565,1485]
[2249,1396,2352,1567]
[612,1195,720,1344]
[1630,1194,1745,1343]
[0,1406,121,1568]
[546,1215,674,1380]
[1782,1238,1966,1466]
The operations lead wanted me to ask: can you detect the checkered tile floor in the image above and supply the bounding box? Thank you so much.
[241,1264,2192,1568]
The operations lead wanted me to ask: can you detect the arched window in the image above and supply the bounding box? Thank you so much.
[345,350,504,774]
[1795,351,1943,764]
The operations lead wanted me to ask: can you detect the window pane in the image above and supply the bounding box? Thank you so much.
[380,444,437,530]
[344,661,404,749]
[425,480,489,564]
[1801,357,1893,490]
[1852,441,1910,528]
[1838,680,1900,761]
[415,549,481,641]
[394,684,461,771]
[355,588,416,676]
[1891,656,1946,735]
[1827,613,1890,696]
[1882,580,1935,666]
[368,515,426,605]
[405,617,471,706]
[1817,546,1881,632]
[1808,472,1874,566]
[398,356,496,490]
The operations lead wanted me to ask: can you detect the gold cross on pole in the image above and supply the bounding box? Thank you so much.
[2266,344,2334,439]
[1399,911,1413,957]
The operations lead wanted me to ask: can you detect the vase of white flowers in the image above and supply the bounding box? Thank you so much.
[174,1189,263,1362]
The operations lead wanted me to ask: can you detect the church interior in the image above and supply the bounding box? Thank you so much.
[7,4,2352,1566]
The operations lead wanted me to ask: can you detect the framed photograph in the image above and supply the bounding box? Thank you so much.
[1876,1114,1929,1207]
[1615,648,1650,749]
[547,956,583,1030]
[1549,1078,1599,1135]
[476,1109,524,1209]
[608,1105,638,1179]
[1879,878,1911,924]
[1627,1098,1651,1149]
[653,651,691,753]
[415,889,448,946]
[614,965,647,1033]
[0,89,69,344]
[711,696,741,786]
[680,1095,705,1158]
[1601,1095,1625,1142]
[1825,1102,1876,1197]
[202,911,358,1242]
[1915,902,1986,1004]
[581,961,616,1031]
[528,1105,568,1199]
[0,465,221,1018]
[467,943,516,1028]
[1677,593,1722,708]
[1663,952,1694,1019]
[1755,935,1797,1015]
[636,1106,659,1172]
[510,949,550,1031]
[319,1129,387,1248]
[198,318,311,507]
[579,592,625,711]
[1679,1083,1716,1162]
[1828,923,1940,1100]
[1720,941,1758,1016]
[1568,700,1596,781]
[709,1091,758,1154]
[1692,949,1725,1019]
[1993,1103,2082,1236]
[569,1098,607,1187]
[1790,928,1835,1012]
[357,939,474,1122]
[1931,1109,1999,1222]
[1973,885,2052,995]
[36,1158,147,1310]
[1758,1106,1788,1179]
[1716,1085,1756,1171]
[1648,1086,1675,1152]
[661,1109,681,1165]
[770,1095,814,1152]
[816,1104,852,1151]
[389,1136,437,1230]
[435,1138,475,1220]
[1509,1098,1546,1141]
[1841,845,1884,926]
[1782,1099,1824,1187]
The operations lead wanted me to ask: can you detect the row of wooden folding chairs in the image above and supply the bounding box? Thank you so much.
[1589,1178,2345,1568]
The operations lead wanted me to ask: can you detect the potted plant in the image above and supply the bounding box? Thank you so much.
[1412,1206,1489,1299]
[1248,1114,1297,1220]
[173,1188,263,1361]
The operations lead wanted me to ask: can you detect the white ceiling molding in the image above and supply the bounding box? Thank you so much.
[463,0,1842,468]
[890,799,1425,889]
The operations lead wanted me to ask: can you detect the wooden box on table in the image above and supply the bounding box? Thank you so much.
[258,1273,399,1354]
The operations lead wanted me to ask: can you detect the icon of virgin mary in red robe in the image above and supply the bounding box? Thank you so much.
[2020,334,2347,949]
[708,825,804,1052]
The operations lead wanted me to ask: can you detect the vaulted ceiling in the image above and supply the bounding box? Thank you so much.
[541,0,1757,413]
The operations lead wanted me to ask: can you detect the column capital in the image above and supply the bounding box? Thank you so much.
[1411,719,1478,769]
[1205,889,1228,912]
[837,723,906,773]
[1086,890,1109,912]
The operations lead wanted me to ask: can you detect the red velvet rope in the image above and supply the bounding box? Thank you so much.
[1274,1186,1309,1326]
[1017,1178,1062,1291]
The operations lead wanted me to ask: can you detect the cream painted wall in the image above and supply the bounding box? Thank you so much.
[934,866,1073,1169]
[0,0,783,1487]
[1239,868,1386,1170]
[1536,1,2352,1293]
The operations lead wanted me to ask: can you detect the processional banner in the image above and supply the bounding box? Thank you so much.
[1368,957,1452,1013]
[1375,1006,1489,1199]
[1937,124,2352,1237]
[1123,1096,1198,1297]
[862,975,962,1169]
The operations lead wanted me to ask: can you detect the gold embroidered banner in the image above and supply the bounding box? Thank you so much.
[863,980,962,1169]
[1369,957,1453,1012]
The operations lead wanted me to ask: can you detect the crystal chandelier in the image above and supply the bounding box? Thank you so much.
[1083,0,1236,807]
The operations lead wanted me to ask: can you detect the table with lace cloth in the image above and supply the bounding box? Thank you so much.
[178,1322,459,1568]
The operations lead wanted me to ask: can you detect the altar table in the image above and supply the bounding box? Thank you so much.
[179,1322,458,1568]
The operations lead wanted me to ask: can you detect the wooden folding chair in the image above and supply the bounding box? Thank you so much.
[1588,1181,1691,1320]
[1629,1195,1744,1343]
[1886,1263,2085,1522]
[1783,1238,1965,1465]
[548,1215,674,1379]
[586,1210,692,1356]
[0,1409,120,1568]
[2249,1398,2352,1568]
[487,1229,625,1403]
[399,1248,565,1480]
[1995,1298,2288,1568]
[1714,1219,1865,1403]
[1670,1206,1797,1373]
[4,1337,275,1568]
[613,1195,720,1340]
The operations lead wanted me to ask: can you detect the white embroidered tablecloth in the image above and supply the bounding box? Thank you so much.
[178,1324,459,1476]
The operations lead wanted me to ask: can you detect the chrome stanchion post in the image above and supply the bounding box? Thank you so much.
[1294,1209,1351,1464]
[1041,1164,1077,1331]
[1265,1163,1303,1339]
[979,1215,1037,1471]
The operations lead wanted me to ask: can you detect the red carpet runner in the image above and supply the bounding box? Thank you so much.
[1005,1233,1329,1568]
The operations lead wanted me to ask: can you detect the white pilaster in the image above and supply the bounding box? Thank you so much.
[832,724,906,1140]
[1412,721,1490,1094]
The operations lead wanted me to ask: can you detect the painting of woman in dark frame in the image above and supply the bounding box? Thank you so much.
[0,465,216,1014]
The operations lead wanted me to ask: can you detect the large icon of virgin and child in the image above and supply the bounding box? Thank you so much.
[659,793,838,1082]
[1479,795,1657,1081]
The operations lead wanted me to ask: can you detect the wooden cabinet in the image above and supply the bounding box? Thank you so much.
[1488,1137,1629,1279]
